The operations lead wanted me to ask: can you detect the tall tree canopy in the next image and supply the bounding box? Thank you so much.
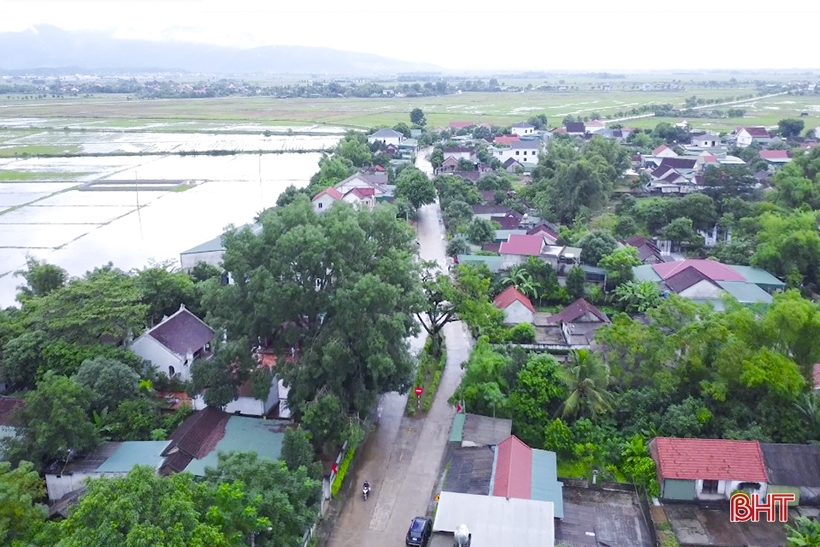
[200,198,422,426]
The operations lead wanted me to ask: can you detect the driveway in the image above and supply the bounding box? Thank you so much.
[325,150,471,547]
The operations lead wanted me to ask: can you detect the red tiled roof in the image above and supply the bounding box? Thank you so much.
[653,145,670,155]
[0,397,24,426]
[494,135,521,145]
[741,127,770,138]
[493,286,536,313]
[313,187,343,201]
[499,234,543,256]
[652,260,744,282]
[546,298,609,325]
[587,119,605,127]
[493,435,533,499]
[650,437,767,482]
[760,150,790,160]
[346,187,375,199]
[527,224,559,241]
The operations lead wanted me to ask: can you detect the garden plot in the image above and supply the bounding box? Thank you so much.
[0,223,93,249]
[0,204,135,225]
[0,183,77,207]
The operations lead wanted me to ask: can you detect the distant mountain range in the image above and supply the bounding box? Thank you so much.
[0,25,442,75]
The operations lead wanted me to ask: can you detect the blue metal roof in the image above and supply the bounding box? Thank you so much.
[531,449,564,519]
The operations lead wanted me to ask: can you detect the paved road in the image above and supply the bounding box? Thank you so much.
[326,151,471,547]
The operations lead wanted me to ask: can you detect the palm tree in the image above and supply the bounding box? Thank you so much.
[558,349,614,420]
[786,516,820,546]
[501,266,540,300]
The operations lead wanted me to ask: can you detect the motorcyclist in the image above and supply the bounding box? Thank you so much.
[363,480,370,492]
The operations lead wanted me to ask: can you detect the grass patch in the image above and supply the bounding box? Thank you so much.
[0,171,89,181]
[0,145,81,157]
[406,337,447,416]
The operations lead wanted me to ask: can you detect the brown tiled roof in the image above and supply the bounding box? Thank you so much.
[566,122,585,134]
[162,407,230,463]
[454,171,480,183]
[473,205,521,217]
[491,215,520,230]
[741,127,770,138]
[664,266,717,293]
[546,298,609,325]
[147,306,215,358]
[481,243,501,253]
[0,397,24,426]
[658,158,697,170]
[312,187,343,201]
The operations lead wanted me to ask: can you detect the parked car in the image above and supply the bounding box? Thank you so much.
[406,516,432,547]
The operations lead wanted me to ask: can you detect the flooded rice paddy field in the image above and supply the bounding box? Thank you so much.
[0,129,340,306]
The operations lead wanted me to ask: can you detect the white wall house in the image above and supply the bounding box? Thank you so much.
[442,147,475,162]
[676,280,724,299]
[493,287,536,325]
[194,376,280,417]
[691,134,720,148]
[736,127,771,148]
[511,123,535,137]
[493,141,541,164]
[367,128,404,147]
[312,187,343,214]
[180,235,225,271]
[342,187,376,211]
[333,172,389,196]
[694,478,768,503]
[130,305,215,382]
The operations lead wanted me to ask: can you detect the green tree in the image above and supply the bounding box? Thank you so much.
[280,427,320,478]
[6,372,99,471]
[410,108,426,127]
[335,131,372,167]
[674,193,718,232]
[75,356,141,412]
[56,465,268,547]
[134,264,198,325]
[204,452,322,547]
[662,217,698,245]
[430,148,444,169]
[751,211,820,287]
[566,266,586,301]
[446,237,470,257]
[599,246,641,288]
[299,392,347,456]
[190,339,257,410]
[395,167,436,209]
[0,461,48,546]
[20,264,147,346]
[615,281,662,313]
[614,216,638,239]
[1,330,45,387]
[578,231,618,266]
[392,123,411,139]
[508,354,566,447]
[200,201,421,423]
[778,118,805,139]
[306,155,354,195]
[276,185,313,208]
[559,349,614,420]
[443,200,473,232]
[416,262,461,355]
[189,262,223,283]
[14,257,67,302]
[467,218,495,245]
[451,338,510,418]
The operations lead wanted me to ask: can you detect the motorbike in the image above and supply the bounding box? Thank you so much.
[362,484,370,501]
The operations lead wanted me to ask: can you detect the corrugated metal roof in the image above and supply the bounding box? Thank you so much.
[633,265,663,282]
[434,491,555,547]
[450,412,466,442]
[730,265,785,288]
[717,281,773,304]
[456,255,503,273]
[531,449,564,519]
[96,441,171,473]
[493,436,532,499]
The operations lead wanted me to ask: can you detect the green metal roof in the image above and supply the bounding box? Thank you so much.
[494,229,526,242]
[457,255,503,273]
[95,441,171,473]
[450,412,466,443]
[582,265,607,275]
[186,416,287,476]
[531,449,563,519]
[633,264,662,282]
[180,234,225,255]
[717,281,774,304]
[730,265,785,289]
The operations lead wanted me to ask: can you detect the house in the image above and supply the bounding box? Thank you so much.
[626,236,664,264]
[456,254,504,273]
[760,149,791,165]
[472,205,522,221]
[503,158,524,173]
[159,407,289,476]
[398,138,419,155]
[565,122,586,136]
[179,224,261,271]
[540,245,582,274]
[760,443,820,506]
[652,144,678,158]
[736,127,771,148]
[690,133,721,148]
[491,214,522,230]
[193,351,283,417]
[449,412,512,448]
[493,286,536,325]
[0,397,24,459]
[342,187,376,210]
[495,135,521,145]
[545,298,610,347]
[499,234,546,268]
[649,437,768,503]
[449,121,475,130]
[333,172,390,196]
[478,163,494,173]
[493,141,541,164]
[492,436,564,519]
[312,186,343,214]
[585,119,605,133]
[442,146,476,162]
[45,441,171,501]
[129,304,214,382]
[367,128,404,147]
[657,157,698,173]
[440,155,460,173]
[527,224,560,245]
[633,259,786,307]
[511,123,535,137]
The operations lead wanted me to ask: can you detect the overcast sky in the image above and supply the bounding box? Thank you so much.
[1,0,818,72]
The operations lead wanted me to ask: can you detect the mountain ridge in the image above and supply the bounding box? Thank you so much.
[0,25,442,75]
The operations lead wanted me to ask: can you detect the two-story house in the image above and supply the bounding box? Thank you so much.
[736,127,771,148]
[493,141,540,165]
[511,123,535,137]
[367,128,404,147]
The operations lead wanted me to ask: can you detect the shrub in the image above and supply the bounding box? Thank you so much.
[505,323,536,343]
[331,448,355,497]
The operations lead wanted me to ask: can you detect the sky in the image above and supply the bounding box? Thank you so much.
[0,0,819,72]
